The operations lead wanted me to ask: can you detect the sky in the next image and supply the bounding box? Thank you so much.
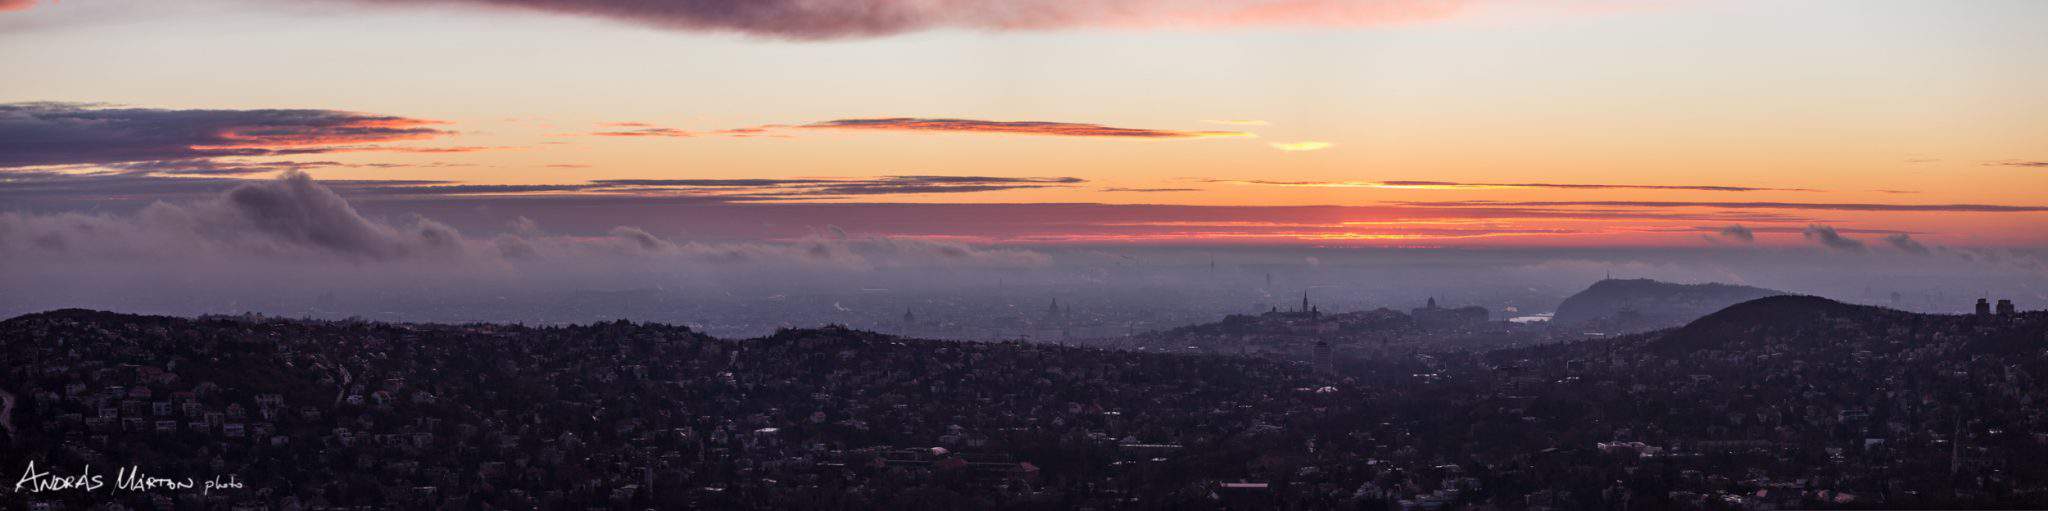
[3,0,2047,322]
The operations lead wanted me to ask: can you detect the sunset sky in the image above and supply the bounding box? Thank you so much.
[4,0,2046,249]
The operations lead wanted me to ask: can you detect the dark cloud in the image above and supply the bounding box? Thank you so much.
[802,118,1250,139]
[91,158,472,176]
[330,0,1471,40]
[1986,160,2048,168]
[1885,233,1931,255]
[0,170,478,201]
[0,102,454,168]
[210,171,466,259]
[1397,200,2048,213]
[1716,224,1754,242]
[1802,224,1866,252]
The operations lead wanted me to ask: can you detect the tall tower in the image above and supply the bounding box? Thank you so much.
[1301,291,1310,313]
[1975,298,1991,316]
[1996,299,2016,315]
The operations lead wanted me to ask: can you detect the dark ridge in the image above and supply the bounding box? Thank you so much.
[1651,295,1976,356]
[1,308,177,325]
[1681,295,1890,329]
[1552,278,1784,329]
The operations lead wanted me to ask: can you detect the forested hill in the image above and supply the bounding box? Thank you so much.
[1552,278,1785,330]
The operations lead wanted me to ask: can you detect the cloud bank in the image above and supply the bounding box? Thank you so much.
[0,171,1052,270]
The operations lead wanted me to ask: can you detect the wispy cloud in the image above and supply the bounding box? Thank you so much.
[1269,141,1333,152]
[595,175,1086,198]
[592,127,695,138]
[1398,200,2048,212]
[1986,160,2048,168]
[1102,187,1200,193]
[0,172,1093,203]
[310,0,1477,40]
[1202,119,1271,126]
[1212,179,1816,193]
[801,118,1252,139]
[0,102,458,168]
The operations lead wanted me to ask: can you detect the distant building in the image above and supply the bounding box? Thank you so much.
[1996,299,2016,315]
[1976,298,1992,316]
[1312,341,1334,375]
[1412,297,1487,329]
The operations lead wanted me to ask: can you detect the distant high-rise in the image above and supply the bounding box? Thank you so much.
[1312,341,1334,375]
[1996,299,2016,315]
[1975,298,1992,316]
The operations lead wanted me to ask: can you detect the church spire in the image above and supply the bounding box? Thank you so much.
[1301,290,1310,312]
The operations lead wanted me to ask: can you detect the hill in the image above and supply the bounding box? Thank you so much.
[3,301,2046,509]
[0,310,1361,509]
[1551,278,1785,330]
